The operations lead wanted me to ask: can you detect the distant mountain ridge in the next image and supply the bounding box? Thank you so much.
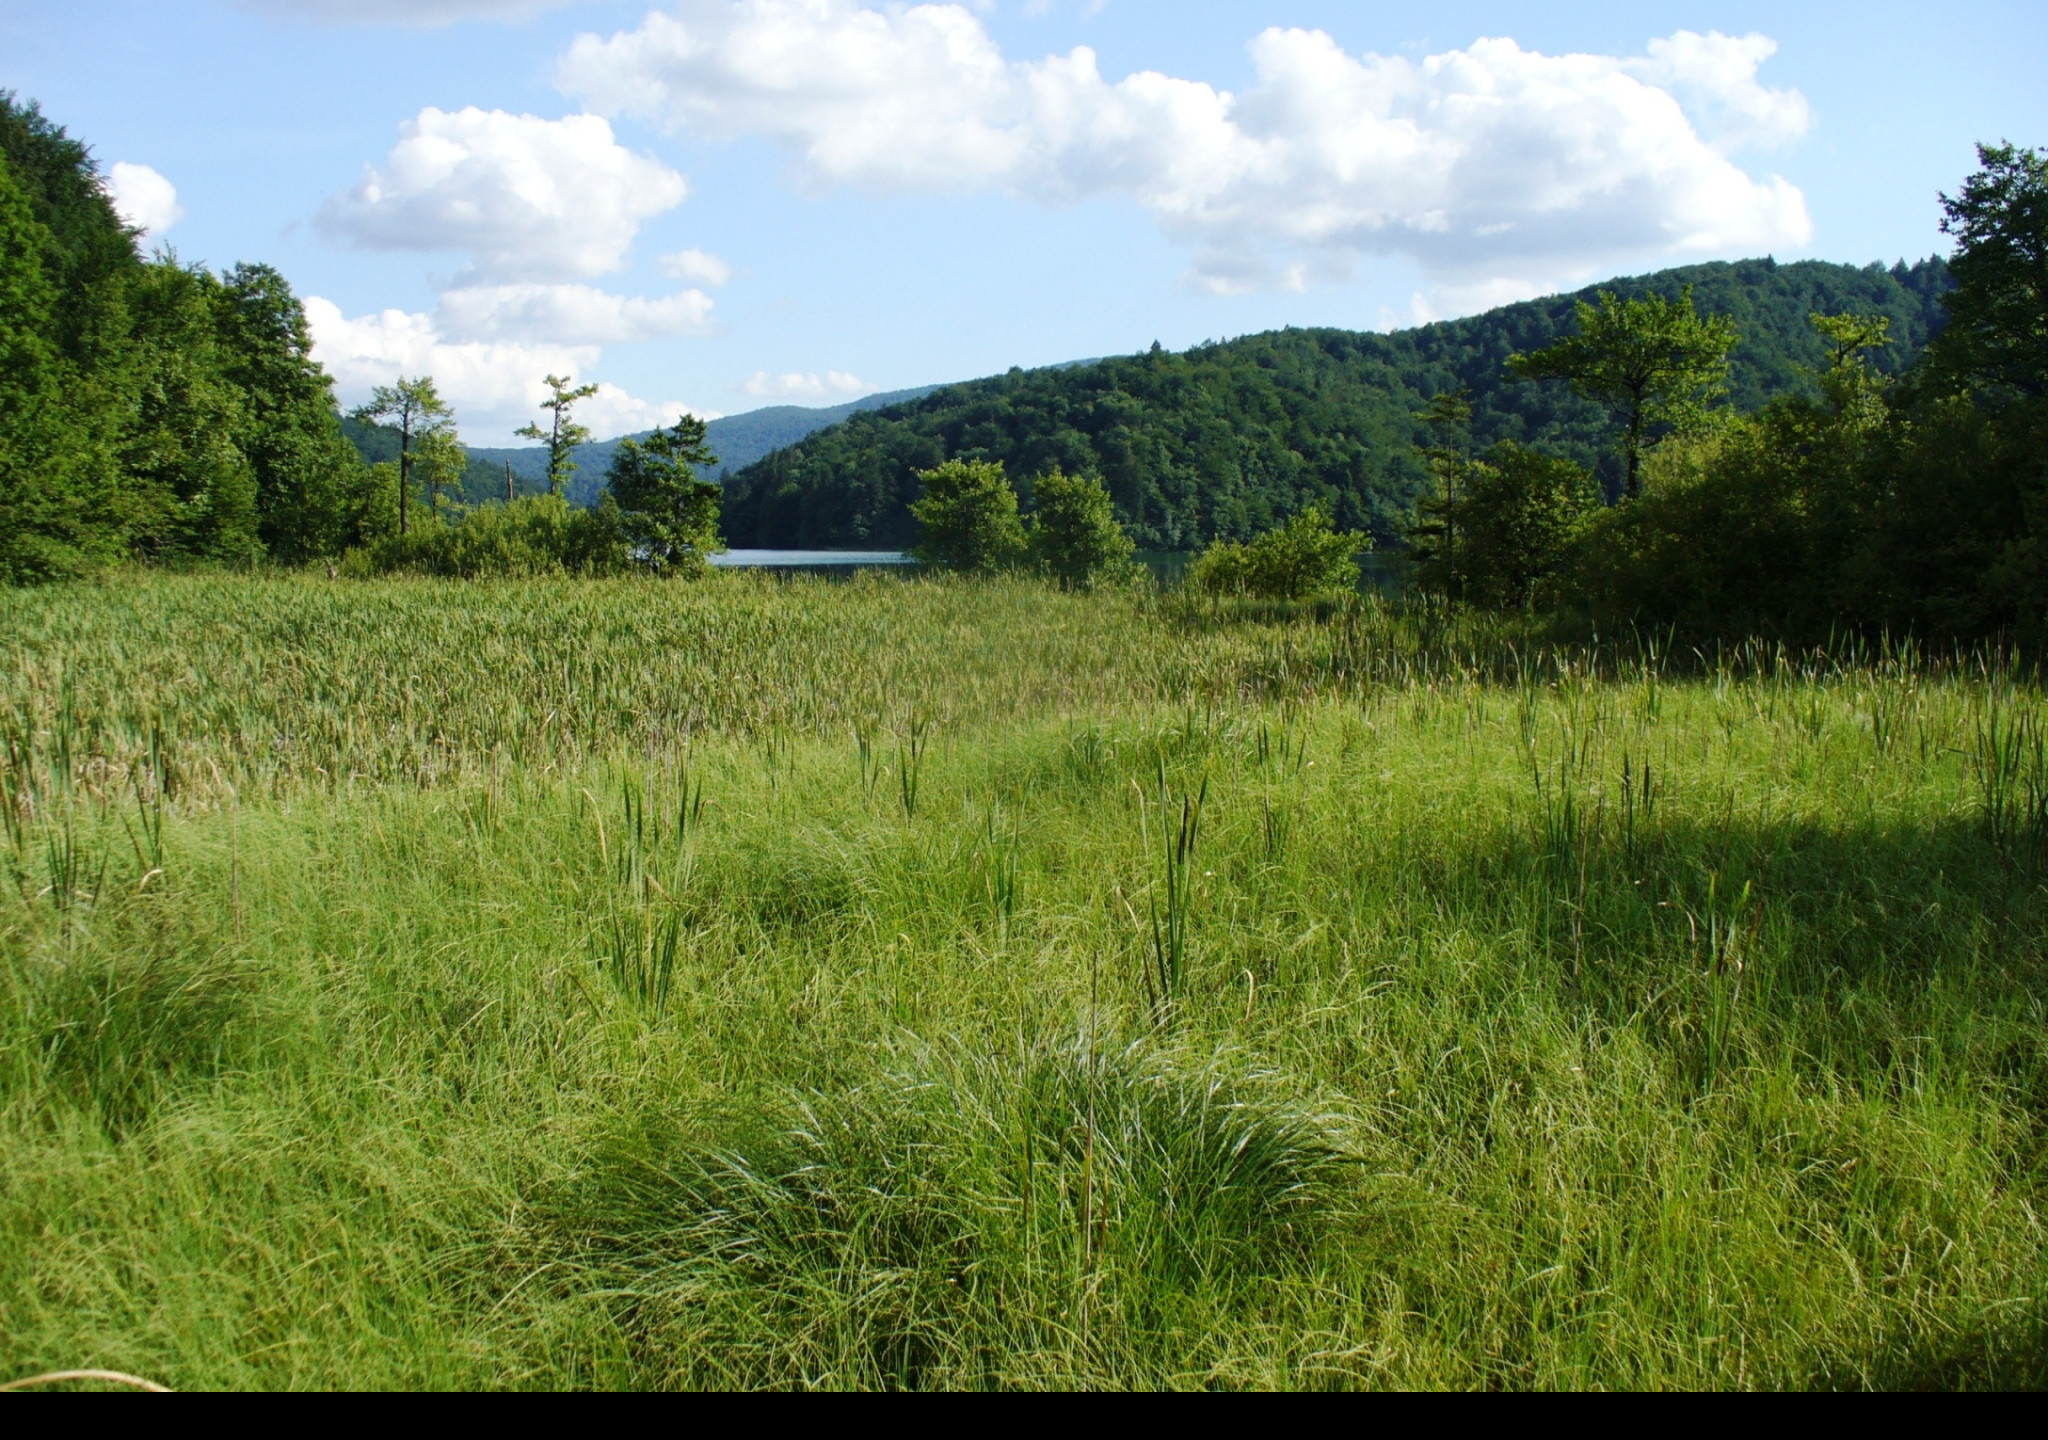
[719,256,1953,551]
[346,384,943,507]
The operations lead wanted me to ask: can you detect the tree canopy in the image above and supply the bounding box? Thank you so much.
[0,92,378,580]
[909,460,1027,574]
[605,415,724,576]
[1506,286,1737,498]
[1925,142,2048,399]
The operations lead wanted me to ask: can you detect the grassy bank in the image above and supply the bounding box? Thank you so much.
[2,573,2045,1388]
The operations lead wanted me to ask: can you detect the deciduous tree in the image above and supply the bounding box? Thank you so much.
[1508,287,1737,498]
[1188,506,1365,600]
[909,459,1026,573]
[1029,468,1133,589]
[1926,142,2048,400]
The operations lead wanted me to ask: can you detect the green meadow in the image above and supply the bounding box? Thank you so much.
[2,572,2044,1389]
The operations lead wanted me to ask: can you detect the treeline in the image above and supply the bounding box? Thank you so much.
[0,94,377,581]
[721,257,1950,552]
[1410,143,2047,647]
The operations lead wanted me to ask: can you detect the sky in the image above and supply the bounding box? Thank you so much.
[3,1,2043,442]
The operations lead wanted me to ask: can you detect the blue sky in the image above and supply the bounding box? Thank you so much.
[5,1,2043,441]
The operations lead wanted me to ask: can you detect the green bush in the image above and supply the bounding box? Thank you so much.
[1028,468,1134,590]
[1186,506,1366,600]
[909,459,1026,574]
[344,494,628,579]
[1409,441,1600,610]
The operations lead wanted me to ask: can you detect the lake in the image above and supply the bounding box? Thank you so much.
[710,550,912,568]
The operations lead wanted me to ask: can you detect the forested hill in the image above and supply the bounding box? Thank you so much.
[721,257,1952,551]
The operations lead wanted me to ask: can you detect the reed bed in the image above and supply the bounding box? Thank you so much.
[0,571,2043,1389]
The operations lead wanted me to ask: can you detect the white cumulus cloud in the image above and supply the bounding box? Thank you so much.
[105,161,184,237]
[658,247,738,285]
[562,1,1027,190]
[579,383,720,436]
[560,3,1814,298]
[740,370,875,400]
[305,295,702,442]
[316,107,688,281]
[1626,31,1812,151]
[436,282,715,343]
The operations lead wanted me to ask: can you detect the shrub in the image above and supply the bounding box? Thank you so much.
[909,460,1026,574]
[1409,441,1600,610]
[1028,468,1134,590]
[344,493,628,578]
[1187,506,1365,600]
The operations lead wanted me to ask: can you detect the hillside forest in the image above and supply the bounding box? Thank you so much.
[720,256,1951,552]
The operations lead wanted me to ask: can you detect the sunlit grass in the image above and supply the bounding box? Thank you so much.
[1,571,2044,1388]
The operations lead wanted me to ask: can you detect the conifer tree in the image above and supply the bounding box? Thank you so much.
[518,373,599,497]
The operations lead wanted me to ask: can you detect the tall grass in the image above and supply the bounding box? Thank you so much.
[0,571,2044,1388]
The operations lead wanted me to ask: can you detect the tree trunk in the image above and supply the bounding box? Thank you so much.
[399,414,411,536]
[1624,391,1645,499]
[549,412,563,497]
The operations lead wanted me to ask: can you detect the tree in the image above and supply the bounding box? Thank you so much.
[1810,311,1894,422]
[909,459,1026,573]
[517,373,599,497]
[0,149,102,582]
[1563,312,1897,636]
[1406,388,1474,597]
[213,261,372,561]
[352,376,451,537]
[0,92,138,363]
[1188,506,1365,600]
[1508,286,1737,498]
[606,414,724,576]
[1417,442,1597,609]
[1029,468,1132,589]
[116,256,262,565]
[413,427,468,522]
[1925,142,2048,399]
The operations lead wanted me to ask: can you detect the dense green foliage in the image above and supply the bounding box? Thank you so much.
[1506,286,1737,497]
[1186,506,1368,600]
[1410,442,1600,609]
[909,459,1028,573]
[1517,145,2048,646]
[1926,142,2048,399]
[0,94,373,579]
[343,493,630,580]
[605,416,724,576]
[721,258,1950,553]
[1028,468,1134,590]
[3,575,2046,1388]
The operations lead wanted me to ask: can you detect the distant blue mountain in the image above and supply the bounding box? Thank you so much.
[458,384,944,508]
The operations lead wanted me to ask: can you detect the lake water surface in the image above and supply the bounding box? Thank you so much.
[711,549,911,567]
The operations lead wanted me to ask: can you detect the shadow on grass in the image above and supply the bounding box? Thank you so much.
[1813,1304,2048,1390]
